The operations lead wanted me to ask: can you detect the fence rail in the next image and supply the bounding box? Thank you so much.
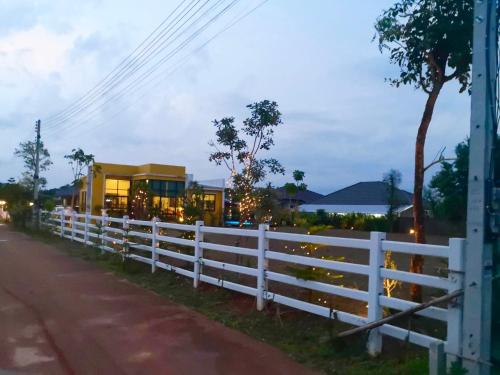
[42,210,465,369]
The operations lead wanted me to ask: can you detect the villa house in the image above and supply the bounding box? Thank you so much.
[300,181,413,217]
[79,162,224,225]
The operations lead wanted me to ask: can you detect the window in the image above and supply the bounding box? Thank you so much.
[203,194,216,212]
[148,180,185,197]
[105,179,130,196]
[105,178,130,211]
[152,196,184,219]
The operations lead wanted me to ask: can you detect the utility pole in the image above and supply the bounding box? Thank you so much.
[33,119,41,229]
[462,0,498,373]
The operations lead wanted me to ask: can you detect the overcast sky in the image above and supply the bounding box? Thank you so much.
[0,0,470,194]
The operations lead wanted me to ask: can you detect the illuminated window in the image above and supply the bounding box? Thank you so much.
[105,179,130,196]
[204,194,216,212]
[105,178,130,211]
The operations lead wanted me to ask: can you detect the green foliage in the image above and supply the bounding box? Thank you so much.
[8,202,32,227]
[428,137,500,222]
[183,181,206,224]
[0,181,32,226]
[42,198,56,212]
[209,100,285,224]
[374,0,473,93]
[298,211,389,232]
[64,148,96,186]
[14,140,52,190]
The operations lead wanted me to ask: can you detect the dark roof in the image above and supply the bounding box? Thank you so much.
[312,181,412,206]
[275,187,324,204]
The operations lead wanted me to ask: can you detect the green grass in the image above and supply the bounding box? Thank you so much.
[26,227,429,375]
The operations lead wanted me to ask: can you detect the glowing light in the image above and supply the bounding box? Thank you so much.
[409,228,415,235]
[0,200,6,206]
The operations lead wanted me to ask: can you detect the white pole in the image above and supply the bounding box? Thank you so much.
[367,231,385,356]
[256,223,269,311]
[59,209,64,238]
[193,220,205,287]
[151,217,159,273]
[447,238,465,367]
[71,211,76,241]
[83,212,89,246]
[462,0,497,373]
[101,213,108,254]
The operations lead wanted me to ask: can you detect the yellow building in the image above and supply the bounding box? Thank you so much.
[79,162,224,225]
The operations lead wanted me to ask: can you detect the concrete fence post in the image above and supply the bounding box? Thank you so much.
[59,210,64,238]
[151,217,159,273]
[71,211,76,241]
[193,220,205,287]
[83,212,90,246]
[429,341,446,375]
[367,231,386,356]
[101,213,108,254]
[122,215,129,255]
[446,238,465,367]
[256,224,270,311]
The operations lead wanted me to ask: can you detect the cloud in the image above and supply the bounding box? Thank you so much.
[0,0,472,196]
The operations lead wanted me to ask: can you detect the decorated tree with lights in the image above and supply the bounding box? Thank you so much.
[209,100,285,226]
[130,181,151,220]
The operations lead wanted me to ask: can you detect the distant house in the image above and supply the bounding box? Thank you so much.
[300,181,413,217]
[274,187,324,210]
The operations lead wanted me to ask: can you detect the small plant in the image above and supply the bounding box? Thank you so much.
[383,250,400,298]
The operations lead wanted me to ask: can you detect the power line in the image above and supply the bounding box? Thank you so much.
[44,0,192,124]
[44,0,240,136]
[44,0,207,128]
[44,0,268,140]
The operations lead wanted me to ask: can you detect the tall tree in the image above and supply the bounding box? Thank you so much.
[375,0,473,301]
[383,169,402,231]
[64,148,95,210]
[209,100,285,225]
[14,140,52,191]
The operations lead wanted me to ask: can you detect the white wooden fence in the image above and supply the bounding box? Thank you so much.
[43,210,464,371]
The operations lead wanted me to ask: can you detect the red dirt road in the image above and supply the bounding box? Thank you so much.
[0,225,312,375]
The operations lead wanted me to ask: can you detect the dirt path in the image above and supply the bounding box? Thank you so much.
[0,224,312,375]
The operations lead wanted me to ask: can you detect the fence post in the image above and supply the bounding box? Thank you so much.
[446,238,465,367]
[367,231,386,356]
[83,212,90,246]
[122,215,129,255]
[101,213,108,254]
[151,217,159,273]
[257,223,269,311]
[71,211,76,241]
[429,341,446,375]
[59,210,64,238]
[193,220,205,287]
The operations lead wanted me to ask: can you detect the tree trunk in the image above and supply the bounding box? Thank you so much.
[410,82,443,302]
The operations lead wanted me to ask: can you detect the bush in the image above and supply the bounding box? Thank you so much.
[295,211,389,232]
[9,203,32,228]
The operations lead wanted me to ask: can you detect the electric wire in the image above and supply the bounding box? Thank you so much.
[43,0,237,137]
[44,0,190,124]
[44,0,208,129]
[43,0,268,141]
